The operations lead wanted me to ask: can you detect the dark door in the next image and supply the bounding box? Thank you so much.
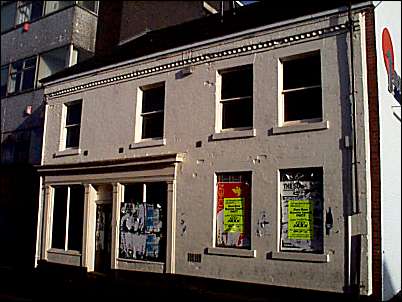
[95,204,112,273]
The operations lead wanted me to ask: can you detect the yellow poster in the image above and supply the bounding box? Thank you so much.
[224,198,244,233]
[288,200,314,240]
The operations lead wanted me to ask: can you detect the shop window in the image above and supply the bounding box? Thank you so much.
[16,1,44,25]
[280,167,323,253]
[37,46,69,85]
[218,65,253,130]
[281,52,322,122]
[51,185,85,251]
[216,172,251,248]
[64,101,82,149]
[1,65,8,97]
[7,56,36,94]
[139,83,165,140]
[44,1,73,15]
[1,2,16,32]
[119,182,167,262]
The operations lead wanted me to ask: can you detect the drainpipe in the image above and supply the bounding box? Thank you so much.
[347,2,360,294]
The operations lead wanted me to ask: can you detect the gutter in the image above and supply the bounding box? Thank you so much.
[43,2,374,87]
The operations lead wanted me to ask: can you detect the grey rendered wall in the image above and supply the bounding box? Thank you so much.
[42,11,371,293]
[1,8,74,65]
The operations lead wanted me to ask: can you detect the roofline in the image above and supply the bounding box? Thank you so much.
[43,1,374,87]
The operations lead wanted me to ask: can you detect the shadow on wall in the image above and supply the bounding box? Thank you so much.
[384,260,400,301]
[1,103,44,165]
[0,104,44,271]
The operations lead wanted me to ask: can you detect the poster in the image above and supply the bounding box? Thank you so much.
[223,198,245,233]
[280,168,323,252]
[288,200,314,240]
[216,180,250,248]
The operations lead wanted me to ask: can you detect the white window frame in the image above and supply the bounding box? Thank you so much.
[279,51,323,127]
[7,56,37,94]
[50,185,84,252]
[134,82,166,146]
[60,100,82,151]
[215,65,254,133]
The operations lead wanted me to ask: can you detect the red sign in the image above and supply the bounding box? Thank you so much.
[382,28,401,104]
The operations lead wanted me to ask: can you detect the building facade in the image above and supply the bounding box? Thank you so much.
[0,0,226,272]
[35,1,401,301]
[0,0,99,270]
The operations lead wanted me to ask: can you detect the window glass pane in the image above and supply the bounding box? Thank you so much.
[124,183,143,203]
[284,87,322,121]
[11,60,23,73]
[8,72,20,94]
[280,168,323,253]
[67,185,84,251]
[52,187,68,249]
[120,183,166,262]
[222,97,252,129]
[38,47,68,82]
[77,1,97,13]
[16,2,31,25]
[66,102,82,125]
[283,53,321,90]
[1,3,16,32]
[1,65,8,97]
[44,1,73,15]
[30,1,43,20]
[21,67,35,90]
[221,66,253,99]
[141,112,164,139]
[142,85,165,113]
[24,57,37,68]
[66,125,80,148]
[216,172,251,248]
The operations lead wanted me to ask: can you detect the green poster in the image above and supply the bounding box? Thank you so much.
[224,198,244,233]
[288,200,314,240]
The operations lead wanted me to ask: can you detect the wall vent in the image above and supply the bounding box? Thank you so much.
[187,253,202,263]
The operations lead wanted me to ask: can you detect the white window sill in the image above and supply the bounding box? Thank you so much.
[129,138,166,149]
[272,120,329,135]
[53,148,81,158]
[206,247,257,258]
[267,251,330,263]
[212,128,256,141]
[47,248,81,256]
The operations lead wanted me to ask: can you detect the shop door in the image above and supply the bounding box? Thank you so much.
[95,204,112,273]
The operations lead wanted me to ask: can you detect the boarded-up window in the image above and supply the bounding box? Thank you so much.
[280,168,323,253]
[216,172,251,248]
[119,182,166,261]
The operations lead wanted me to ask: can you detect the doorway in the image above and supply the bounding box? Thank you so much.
[94,185,112,273]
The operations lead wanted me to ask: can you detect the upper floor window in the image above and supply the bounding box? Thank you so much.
[281,52,322,123]
[76,1,98,13]
[1,1,16,32]
[1,65,8,98]
[64,101,82,149]
[44,1,74,15]
[218,65,253,130]
[16,1,44,26]
[37,46,69,86]
[8,56,36,94]
[138,83,165,140]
